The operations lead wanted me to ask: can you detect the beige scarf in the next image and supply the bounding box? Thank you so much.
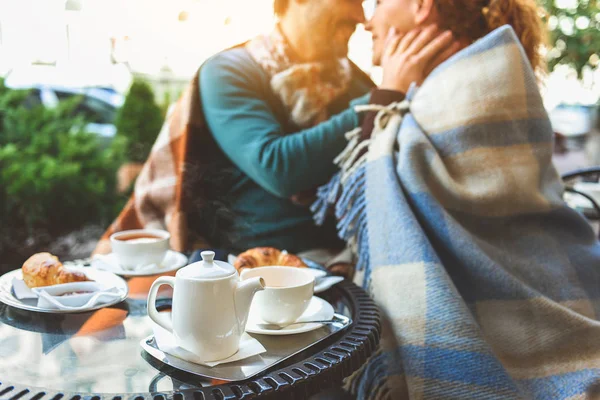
[246,26,352,128]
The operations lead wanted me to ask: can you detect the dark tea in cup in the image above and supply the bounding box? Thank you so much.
[115,233,163,243]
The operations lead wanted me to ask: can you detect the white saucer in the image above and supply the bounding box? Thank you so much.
[245,296,335,336]
[92,250,188,277]
[0,267,128,314]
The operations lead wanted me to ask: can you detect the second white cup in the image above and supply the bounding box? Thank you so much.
[110,229,170,269]
[240,266,315,325]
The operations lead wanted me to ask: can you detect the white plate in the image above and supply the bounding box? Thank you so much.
[0,268,129,314]
[91,250,188,277]
[305,269,327,279]
[304,269,344,293]
[245,296,335,336]
[314,276,345,293]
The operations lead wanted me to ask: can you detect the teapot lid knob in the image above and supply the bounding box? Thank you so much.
[201,251,215,263]
[178,249,235,279]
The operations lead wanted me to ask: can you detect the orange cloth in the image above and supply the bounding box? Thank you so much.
[74,308,127,338]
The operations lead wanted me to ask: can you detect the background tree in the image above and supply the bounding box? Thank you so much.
[115,79,164,163]
[541,0,600,77]
[0,79,126,259]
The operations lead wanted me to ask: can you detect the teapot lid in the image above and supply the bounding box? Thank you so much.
[178,251,236,280]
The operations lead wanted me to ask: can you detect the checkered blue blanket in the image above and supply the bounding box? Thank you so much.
[313,26,600,399]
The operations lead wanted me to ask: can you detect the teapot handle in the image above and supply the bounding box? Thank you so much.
[147,276,175,333]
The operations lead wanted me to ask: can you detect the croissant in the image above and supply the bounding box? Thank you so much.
[22,252,91,288]
[234,247,307,273]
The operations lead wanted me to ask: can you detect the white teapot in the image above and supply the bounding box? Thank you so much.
[147,251,264,361]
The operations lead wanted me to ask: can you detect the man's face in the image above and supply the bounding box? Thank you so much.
[365,0,419,65]
[304,0,365,59]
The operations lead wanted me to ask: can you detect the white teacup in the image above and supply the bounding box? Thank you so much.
[110,229,170,269]
[240,266,315,325]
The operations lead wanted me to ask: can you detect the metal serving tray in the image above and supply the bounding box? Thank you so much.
[140,313,351,382]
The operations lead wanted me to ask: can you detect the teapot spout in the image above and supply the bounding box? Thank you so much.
[234,277,265,334]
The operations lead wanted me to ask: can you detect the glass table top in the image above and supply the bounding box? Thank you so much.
[0,274,354,395]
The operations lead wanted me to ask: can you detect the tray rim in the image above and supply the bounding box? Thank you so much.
[140,313,352,382]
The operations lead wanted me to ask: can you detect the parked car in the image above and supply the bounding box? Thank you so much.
[4,64,125,144]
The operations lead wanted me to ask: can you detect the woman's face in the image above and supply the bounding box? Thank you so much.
[365,0,421,66]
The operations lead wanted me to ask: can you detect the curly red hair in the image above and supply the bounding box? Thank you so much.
[434,0,548,74]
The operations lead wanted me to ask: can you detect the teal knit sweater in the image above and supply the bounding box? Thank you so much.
[200,47,372,253]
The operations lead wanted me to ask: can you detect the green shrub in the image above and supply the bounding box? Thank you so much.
[0,82,126,251]
[115,79,164,163]
[541,0,600,77]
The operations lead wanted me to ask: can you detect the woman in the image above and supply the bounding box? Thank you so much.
[313,1,600,399]
[364,0,546,123]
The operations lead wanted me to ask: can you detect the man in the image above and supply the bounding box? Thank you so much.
[94,0,373,259]
[198,0,373,253]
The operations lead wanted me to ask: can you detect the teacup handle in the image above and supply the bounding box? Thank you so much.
[147,276,175,333]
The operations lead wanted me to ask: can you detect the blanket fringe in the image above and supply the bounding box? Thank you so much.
[334,127,362,165]
[312,101,409,284]
[346,349,391,400]
[311,172,341,224]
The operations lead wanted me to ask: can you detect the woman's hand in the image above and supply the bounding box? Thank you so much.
[380,24,462,93]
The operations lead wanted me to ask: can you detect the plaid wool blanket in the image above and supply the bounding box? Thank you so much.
[94,73,217,254]
[313,26,600,399]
